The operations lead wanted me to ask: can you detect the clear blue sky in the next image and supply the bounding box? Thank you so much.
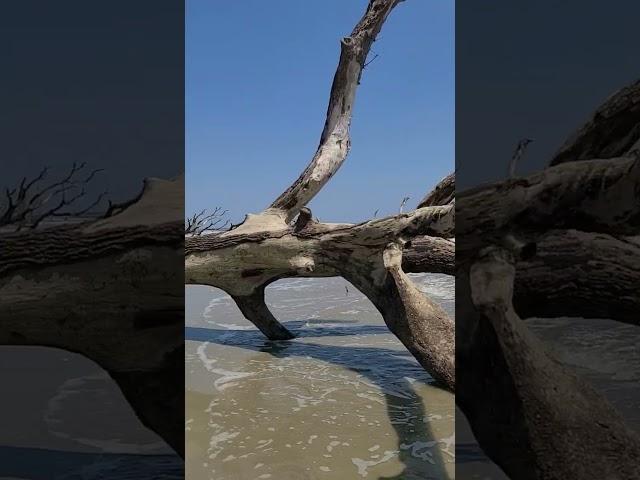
[186,0,454,224]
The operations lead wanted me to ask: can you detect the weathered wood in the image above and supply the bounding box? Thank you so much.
[185,206,457,391]
[418,172,455,208]
[456,75,640,479]
[0,176,185,457]
[457,154,640,260]
[515,230,640,325]
[402,236,454,274]
[233,285,295,340]
[185,207,453,286]
[466,247,640,480]
[550,78,640,166]
[269,0,402,222]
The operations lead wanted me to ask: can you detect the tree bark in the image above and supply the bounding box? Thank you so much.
[0,176,185,457]
[185,0,458,392]
[464,247,640,480]
[269,0,401,223]
[418,172,455,208]
[457,154,640,265]
[456,75,640,478]
[403,236,454,274]
[514,230,640,325]
[550,78,640,166]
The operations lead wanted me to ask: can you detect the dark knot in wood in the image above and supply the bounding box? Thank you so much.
[293,207,313,232]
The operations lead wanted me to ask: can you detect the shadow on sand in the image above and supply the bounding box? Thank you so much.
[187,320,454,480]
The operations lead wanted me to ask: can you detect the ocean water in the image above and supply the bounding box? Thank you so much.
[186,274,455,480]
[0,446,182,480]
[0,346,182,479]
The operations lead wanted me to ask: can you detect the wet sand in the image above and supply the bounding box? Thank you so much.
[0,347,179,479]
[186,274,455,480]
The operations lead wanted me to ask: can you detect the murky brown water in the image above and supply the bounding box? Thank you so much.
[186,274,455,480]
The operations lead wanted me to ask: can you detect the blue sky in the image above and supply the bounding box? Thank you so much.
[186,0,454,224]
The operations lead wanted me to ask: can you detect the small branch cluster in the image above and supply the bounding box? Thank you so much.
[185,207,230,236]
[0,162,107,231]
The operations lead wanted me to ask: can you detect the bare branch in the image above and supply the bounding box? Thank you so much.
[399,196,410,213]
[185,208,230,236]
[507,138,533,178]
[268,0,402,222]
[1,163,107,230]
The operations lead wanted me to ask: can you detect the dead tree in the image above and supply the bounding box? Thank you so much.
[0,162,107,230]
[457,78,640,479]
[185,207,229,235]
[0,175,185,457]
[185,0,456,391]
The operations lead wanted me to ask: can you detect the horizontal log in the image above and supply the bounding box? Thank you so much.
[457,156,640,260]
[0,176,185,457]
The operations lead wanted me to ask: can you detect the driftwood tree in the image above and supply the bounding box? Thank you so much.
[0,174,185,457]
[185,0,456,391]
[457,78,640,479]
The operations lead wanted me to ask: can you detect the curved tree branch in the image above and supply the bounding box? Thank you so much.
[550,78,640,166]
[418,172,455,208]
[268,0,402,222]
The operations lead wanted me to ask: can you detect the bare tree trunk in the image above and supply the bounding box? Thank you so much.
[464,248,640,480]
[456,77,640,478]
[186,205,456,390]
[268,0,402,223]
[185,0,457,392]
[0,177,185,457]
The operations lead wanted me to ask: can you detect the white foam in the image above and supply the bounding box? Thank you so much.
[352,450,398,477]
[197,342,255,391]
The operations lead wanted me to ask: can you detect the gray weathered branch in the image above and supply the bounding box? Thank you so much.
[466,247,640,480]
[268,0,402,222]
[186,204,456,390]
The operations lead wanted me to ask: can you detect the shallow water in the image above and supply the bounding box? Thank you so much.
[186,274,455,480]
[0,346,180,479]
